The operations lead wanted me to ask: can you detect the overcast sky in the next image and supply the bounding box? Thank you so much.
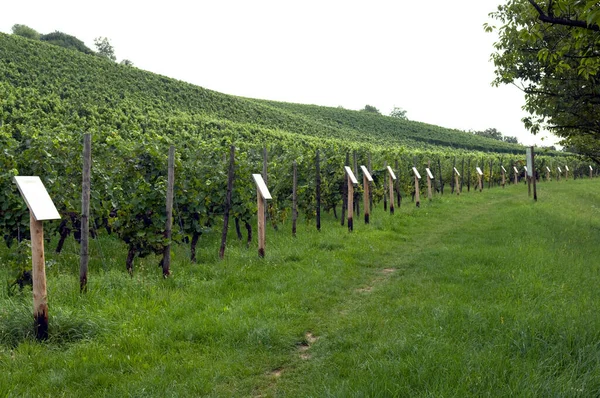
[0,0,561,147]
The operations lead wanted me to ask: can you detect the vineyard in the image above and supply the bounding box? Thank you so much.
[0,31,592,275]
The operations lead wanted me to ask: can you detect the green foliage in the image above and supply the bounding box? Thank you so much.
[94,37,116,61]
[389,106,408,119]
[11,24,40,40]
[360,104,381,114]
[489,0,600,161]
[40,31,94,54]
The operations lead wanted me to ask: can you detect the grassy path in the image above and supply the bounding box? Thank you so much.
[2,180,600,396]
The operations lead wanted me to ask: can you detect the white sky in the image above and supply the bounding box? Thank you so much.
[0,0,561,147]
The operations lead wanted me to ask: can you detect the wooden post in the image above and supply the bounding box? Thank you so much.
[489,160,493,189]
[79,133,91,293]
[546,167,550,182]
[316,149,321,231]
[262,147,268,227]
[360,165,373,224]
[345,166,358,231]
[531,146,537,201]
[387,165,396,215]
[383,161,388,212]
[292,161,297,237]
[565,165,569,180]
[368,153,373,211]
[590,166,594,179]
[30,213,48,340]
[557,167,561,182]
[163,145,175,277]
[427,161,433,200]
[219,146,235,259]
[253,174,272,257]
[413,167,421,207]
[454,167,461,196]
[13,176,61,341]
[501,166,506,188]
[514,164,518,185]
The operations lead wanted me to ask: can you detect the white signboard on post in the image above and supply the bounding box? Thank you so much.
[386,166,397,180]
[412,167,421,179]
[501,166,507,173]
[476,167,483,176]
[360,165,373,182]
[426,168,434,179]
[526,148,533,177]
[13,176,61,221]
[565,165,569,172]
[558,167,562,173]
[345,166,358,185]
[523,166,528,173]
[513,167,518,174]
[546,166,551,172]
[252,174,272,200]
[453,167,460,177]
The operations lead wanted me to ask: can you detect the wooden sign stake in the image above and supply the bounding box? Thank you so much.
[80,133,91,293]
[387,166,396,214]
[412,167,421,207]
[513,165,518,185]
[360,165,373,224]
[453,167,461,195]
[501,165,506,188]
[426,161,433,200]
[557,167,561,182]
[546,166,550,182]
[345,166,358,231]
[476,167,483,192]
[253,174,272,257]
[13,176,61,340]
[590,166,594,179]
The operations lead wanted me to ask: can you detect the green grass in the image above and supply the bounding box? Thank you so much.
[2,179,600,396]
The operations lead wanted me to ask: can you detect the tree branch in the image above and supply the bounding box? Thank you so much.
[528,0,600,31]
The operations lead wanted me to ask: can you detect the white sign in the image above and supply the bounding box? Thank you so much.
[386,166,397,180]
[526,148,533,177]
[360,165,373,182]
[513,167,519,174]
[13,176,61,221]
[523,166,528,172]
[501,166,507,173]
[558,167,562,173]
[476,167,483,176]
[426,168,434,179]
[252,174,272,200]
[546,167,551,172]
[412,167,421,179]
[590,165,594,171]
[565,165,569,171]
[345,166,358,185]
[453,167,460,177]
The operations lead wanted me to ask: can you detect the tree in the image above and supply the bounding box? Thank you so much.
[488,0,600,161]
[389,106,408,120]
[360,104,381,114]
[94,37,116,61]
[120,59,134,67]
[11,24,40,40]
[40,31,94,54]
[503,136,519,144]
[474,128,503,141]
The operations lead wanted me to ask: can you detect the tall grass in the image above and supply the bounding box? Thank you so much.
[1,179,600,396]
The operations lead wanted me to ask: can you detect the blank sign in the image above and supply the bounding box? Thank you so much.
[345,166,359,185]
[412,167,421,179]
[360,165,374,182]
[426,168,434,179]
[386,166,397,180]
[453,167,460,177]
[501,166,507,173]
[13,176,61,221]
[476,167,483,176]
[252,174,272,200]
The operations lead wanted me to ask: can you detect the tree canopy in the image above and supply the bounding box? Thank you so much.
[488,0,600,161]
[11,24,40,40]
[360,104,381,114]
[389,106,408,120]
[40,31,94,54]
[94,37,116,61]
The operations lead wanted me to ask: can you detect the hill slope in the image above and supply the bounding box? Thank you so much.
[0,32,522,153]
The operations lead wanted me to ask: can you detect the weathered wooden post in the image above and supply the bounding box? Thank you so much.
[163,145,175,276]
[476,166,483,192]
[426,166,434,200]
[13,176,61,340]
[590,165,594,179]
[546,166,551,182]
[453,167,461,195]
[360,165,373,224]
[252,174,272,257]
[513,165,518,185]
[80,133,91,293]
[565,165,569,180]
[501,165,506,188]
[292,161,297,237]
[557,166,562,182]
[345,166,358,231]
[412,167,421,207]
[387,165,397,214]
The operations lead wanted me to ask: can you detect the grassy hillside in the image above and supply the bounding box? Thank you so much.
[1,180,599,396]
[0,32,522,153]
